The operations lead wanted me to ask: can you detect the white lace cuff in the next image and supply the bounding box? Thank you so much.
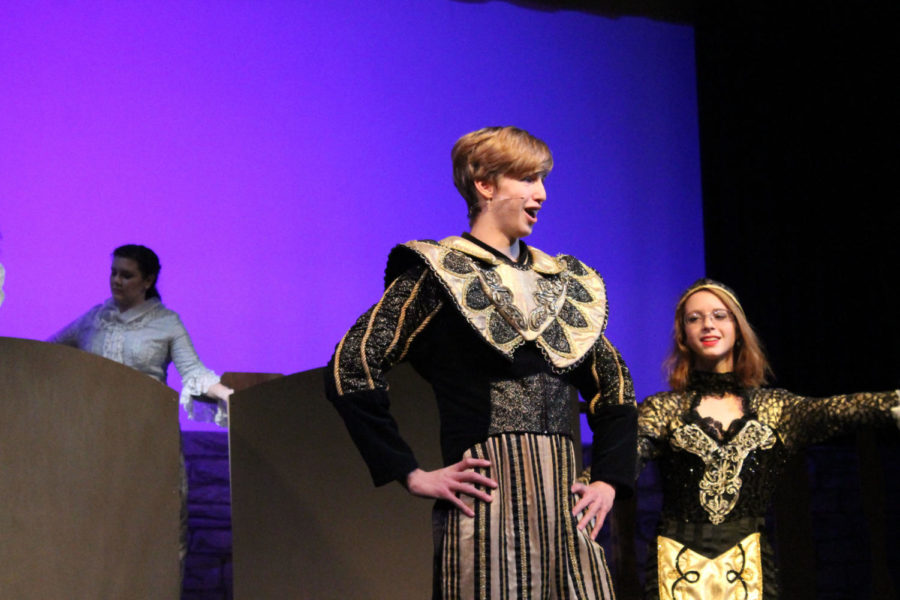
[180,371,228,427]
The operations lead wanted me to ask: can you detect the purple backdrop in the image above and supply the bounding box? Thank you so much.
[0,1,702,435]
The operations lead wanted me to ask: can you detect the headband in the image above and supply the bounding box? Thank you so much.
[676,278,745,316]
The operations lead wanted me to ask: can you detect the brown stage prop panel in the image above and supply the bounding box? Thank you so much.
[230,364,581,600]
[0,337,182,599]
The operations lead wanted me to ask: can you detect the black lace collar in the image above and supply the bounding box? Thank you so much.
[685,371,753,442]
[687,370,742,396]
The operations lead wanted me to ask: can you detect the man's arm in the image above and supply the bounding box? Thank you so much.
[571,335,638,538]
[325,266,443,486]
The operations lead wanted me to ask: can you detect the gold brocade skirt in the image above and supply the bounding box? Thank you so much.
[434,433,615,600]
[646,517,776,600]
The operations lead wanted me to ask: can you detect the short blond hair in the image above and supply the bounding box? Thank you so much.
[452,126,553,221]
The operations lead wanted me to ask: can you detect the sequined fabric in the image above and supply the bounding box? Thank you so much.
[639,386,899,523]
[670,421,777,524]
[331,268,444,396]
[488,373,571,435]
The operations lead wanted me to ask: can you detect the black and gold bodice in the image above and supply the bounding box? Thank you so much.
[638,372,900,525]
[326,235,637,490]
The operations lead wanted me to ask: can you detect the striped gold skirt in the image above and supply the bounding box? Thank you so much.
[434,432,615,600]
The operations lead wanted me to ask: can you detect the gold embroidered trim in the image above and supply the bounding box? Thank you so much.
[440,236,502,265]
[670,421,776,524]
[358,307,379,390]
[358,278,401,390]
[333,335,348,395]
[608,337,626,406]
[588,337,625,413]
[480,267,529,330]
[528,245,567,275]
[396,300,443,363]
[383,270,428,359]
[588,347,602,412]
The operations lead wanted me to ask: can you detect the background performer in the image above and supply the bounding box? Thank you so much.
[638,278,900,599]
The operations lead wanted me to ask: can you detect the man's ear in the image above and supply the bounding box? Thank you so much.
[473,179,494,201]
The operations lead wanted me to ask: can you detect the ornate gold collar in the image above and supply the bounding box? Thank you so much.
[402,237,607,370]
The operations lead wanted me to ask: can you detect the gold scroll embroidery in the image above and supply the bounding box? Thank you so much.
[671,421,776,524]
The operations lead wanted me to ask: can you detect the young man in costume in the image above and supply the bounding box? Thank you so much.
[326,126,637,599]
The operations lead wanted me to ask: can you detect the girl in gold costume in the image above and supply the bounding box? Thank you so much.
[638,279,900,599]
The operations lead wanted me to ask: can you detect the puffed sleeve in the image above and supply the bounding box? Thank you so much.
[636,398,661,466]
[570,335,638,496]
[325,265,444,486]
[764,387,900,449]
[168,313,225,426]
[636,392,681,471]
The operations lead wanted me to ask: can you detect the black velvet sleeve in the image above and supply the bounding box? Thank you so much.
[571,335,638,496]
[324,266,444,486]
[636,391,683,472]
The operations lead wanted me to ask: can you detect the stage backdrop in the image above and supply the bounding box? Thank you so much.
[0,1,702,436]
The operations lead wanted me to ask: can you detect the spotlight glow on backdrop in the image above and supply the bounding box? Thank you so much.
[0,1,703,434]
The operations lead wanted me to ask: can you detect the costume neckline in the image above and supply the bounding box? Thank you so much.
[102,296,162,323]
[461,232,531,268]
[686,370,753,442]
[687,370,742,396]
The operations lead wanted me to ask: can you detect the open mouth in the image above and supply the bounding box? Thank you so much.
[700,336,719,347]
[524,207,539,221]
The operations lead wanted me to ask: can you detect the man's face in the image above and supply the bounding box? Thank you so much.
[478,174,546,242]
